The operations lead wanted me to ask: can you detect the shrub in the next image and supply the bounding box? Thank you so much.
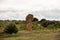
[15,21,19,24]
[32,26,37,30]
[47,24,55,29]
[20,26,26,30]
[20,24,26,30]
[32,22,40,30]
[4,23,18,34]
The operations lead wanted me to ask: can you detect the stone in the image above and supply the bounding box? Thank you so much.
[26,14,33,23]
[26,14,33,30]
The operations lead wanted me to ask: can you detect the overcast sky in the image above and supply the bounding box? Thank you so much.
[0,0,60,20]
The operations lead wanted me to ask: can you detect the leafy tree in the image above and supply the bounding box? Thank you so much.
[40,19,48,27]
[32,18,38,22]
[40,19,46,22]
[40,19,55,27]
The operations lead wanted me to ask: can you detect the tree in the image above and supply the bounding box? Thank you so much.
[40,19,46,22]
[40,19,56,27]
[32,18,38,22]
[40,19,48,27]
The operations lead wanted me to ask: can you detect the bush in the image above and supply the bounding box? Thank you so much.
[20,24,26,30]
[32,22,40,30]
[32,26,38,30]
[47,24,55,29]
[20,26,26,30]
[15,21,19,24]
[4,23,18,34]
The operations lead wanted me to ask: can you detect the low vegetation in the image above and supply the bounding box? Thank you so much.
[4,23,18,34]
[0,18,60,40]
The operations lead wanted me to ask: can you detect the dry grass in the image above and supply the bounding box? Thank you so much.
[0,29,60,40]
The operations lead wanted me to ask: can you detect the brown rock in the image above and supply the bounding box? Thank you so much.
[26,14,33,30]
[26,14,33,23]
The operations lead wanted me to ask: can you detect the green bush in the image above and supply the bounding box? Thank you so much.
[47,24,55,29]
[4,23,18,34]
[20,24,26,30]
[32,22,40,30]
[20,26,26,30]
[32,26,37,30]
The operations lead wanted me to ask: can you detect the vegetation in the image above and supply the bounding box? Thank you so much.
[0,19,60,40]
[39,19,60,29]
[0,30,60,40]
[0,18,60,31]
[4,23,18,34]
[32,18,38,22]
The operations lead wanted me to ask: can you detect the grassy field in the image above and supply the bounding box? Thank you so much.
[0,21,60,40]
[0,29,60,40]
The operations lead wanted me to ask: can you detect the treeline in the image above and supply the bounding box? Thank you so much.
[38,19,60,29]
[0,18,60,29]
[0,18,60,30]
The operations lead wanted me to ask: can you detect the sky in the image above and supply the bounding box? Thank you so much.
[0,0,60,20]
